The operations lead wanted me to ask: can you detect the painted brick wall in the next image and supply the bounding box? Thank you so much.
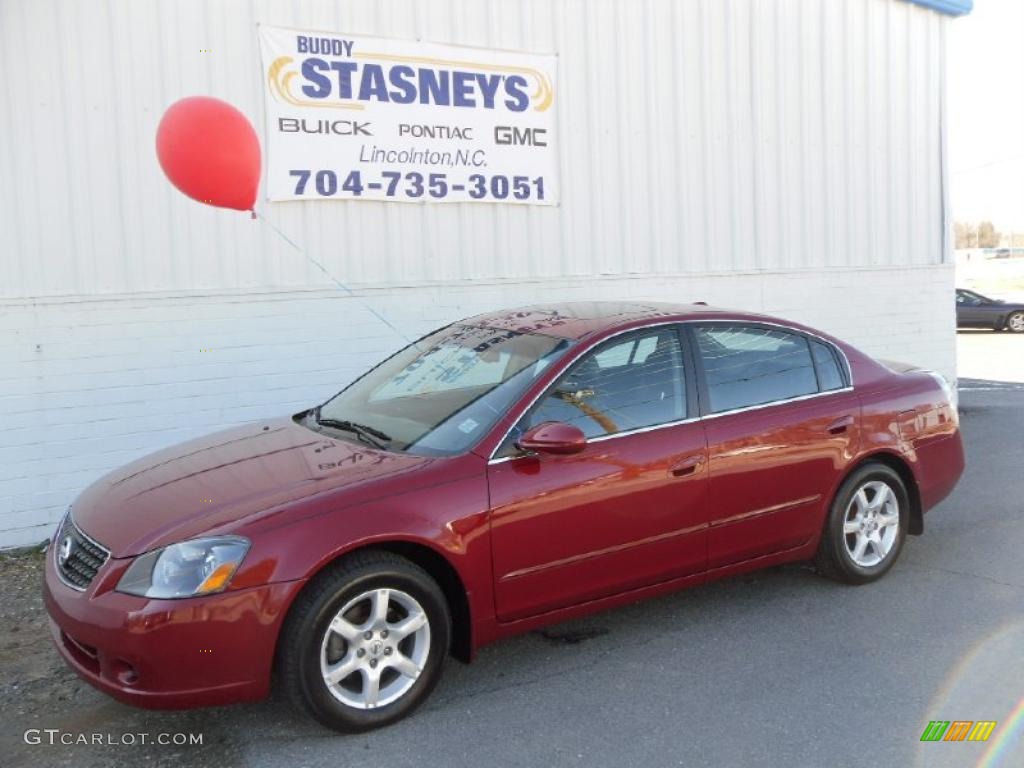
[0,264,955,548]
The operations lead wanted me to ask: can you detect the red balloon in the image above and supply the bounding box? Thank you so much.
[156,96,261,211]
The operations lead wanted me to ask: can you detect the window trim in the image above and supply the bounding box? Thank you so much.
[699,385,854,421]
[486,319,854,463]
[685,321,852,418]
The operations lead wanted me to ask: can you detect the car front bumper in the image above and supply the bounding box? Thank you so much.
[43,545,305,709]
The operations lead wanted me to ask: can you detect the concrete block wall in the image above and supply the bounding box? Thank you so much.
[0,263,955,547]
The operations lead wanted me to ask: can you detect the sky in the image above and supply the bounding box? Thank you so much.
[948,0,1024,231]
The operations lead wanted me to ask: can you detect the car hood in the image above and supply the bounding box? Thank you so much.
[71,417,433,557]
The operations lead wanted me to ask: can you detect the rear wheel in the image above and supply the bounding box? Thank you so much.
[1006,311,1024,333]
[815,463,909,584]
[279,551,450,732]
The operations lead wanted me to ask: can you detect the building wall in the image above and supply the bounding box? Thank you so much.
[1,0,949,295]
[0,0,955,546]
[0,264,955,547]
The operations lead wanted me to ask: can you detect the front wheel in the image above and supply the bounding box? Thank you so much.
[1006,311,1024,333]
[815,464,909,584]
[278,551,451,732]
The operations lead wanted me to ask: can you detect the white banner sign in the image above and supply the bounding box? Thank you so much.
[258,25,558,205]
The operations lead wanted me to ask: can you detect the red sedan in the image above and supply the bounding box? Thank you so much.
[44,302,964,731]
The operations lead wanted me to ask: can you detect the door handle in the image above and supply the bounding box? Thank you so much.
[827,415,855,435]
[670,454,704,478]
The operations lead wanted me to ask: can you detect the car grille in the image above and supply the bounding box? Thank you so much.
[55,514,110,590]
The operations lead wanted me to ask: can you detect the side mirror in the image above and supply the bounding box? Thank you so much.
[516,422,587,455]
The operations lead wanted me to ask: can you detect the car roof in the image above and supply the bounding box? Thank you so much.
[461,301,786,341]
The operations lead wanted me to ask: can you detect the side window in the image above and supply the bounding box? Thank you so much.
[515,328,687,443]
[957,290,981,306]
[695,325,818,413]
[810,340,845,392]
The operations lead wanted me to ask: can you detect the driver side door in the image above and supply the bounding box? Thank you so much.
[956,290,988,327]
[486,326,709,622]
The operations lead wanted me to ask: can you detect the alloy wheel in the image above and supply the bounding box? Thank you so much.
[319,587,431,709]
[842,480,900,567]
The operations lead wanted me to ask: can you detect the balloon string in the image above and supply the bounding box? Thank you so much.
[252,209,421,351]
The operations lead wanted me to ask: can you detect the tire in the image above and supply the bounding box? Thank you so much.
[278,550,451,732]
[814,463,910,585]
[1006,311,1024,333]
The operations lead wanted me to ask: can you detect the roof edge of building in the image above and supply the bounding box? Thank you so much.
[904,0,972,17]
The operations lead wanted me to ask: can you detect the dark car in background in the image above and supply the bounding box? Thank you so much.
[956,288,1024,332]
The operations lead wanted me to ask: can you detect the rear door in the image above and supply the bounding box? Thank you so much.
[689,323,860,569]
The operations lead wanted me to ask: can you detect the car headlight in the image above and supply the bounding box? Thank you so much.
[116,536,250,599]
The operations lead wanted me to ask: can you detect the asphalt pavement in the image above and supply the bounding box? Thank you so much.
[957,328,1024,384]
[4,333,1023,768]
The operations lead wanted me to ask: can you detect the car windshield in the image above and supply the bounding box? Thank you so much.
[312,324,573,456]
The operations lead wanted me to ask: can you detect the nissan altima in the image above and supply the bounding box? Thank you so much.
[43,302,964,731]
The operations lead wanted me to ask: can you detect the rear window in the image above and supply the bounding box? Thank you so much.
[695,325,818,412]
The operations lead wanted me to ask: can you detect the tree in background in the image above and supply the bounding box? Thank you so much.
[954,221,977,249]
[977,221,1001,248]
[954,221,1001,248]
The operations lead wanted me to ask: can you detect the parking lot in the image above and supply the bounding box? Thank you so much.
[2,331,1022,768]
[957,327,1024,384]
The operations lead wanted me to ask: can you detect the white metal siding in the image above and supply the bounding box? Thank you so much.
[0,0,955,547]
[0,0,947,299]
